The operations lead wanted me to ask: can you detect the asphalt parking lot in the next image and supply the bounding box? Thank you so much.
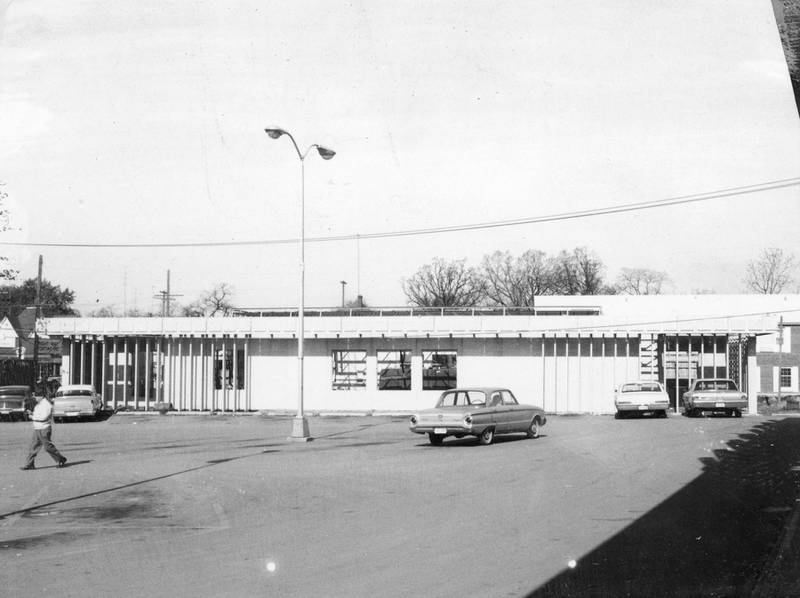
[1,412,800,597]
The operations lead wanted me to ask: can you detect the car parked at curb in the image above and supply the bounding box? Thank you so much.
[53,384,104,421]
[614,381,670,418]
[0,385,35,421]
[409,387,546,446]
[682,378,747,418]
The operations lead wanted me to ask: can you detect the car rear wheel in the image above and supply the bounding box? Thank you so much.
[428,433,444,445]
[478,427,494,445]
[659,410,668,418]
[527,419,540,439]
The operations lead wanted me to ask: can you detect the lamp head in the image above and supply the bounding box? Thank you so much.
[316,146,336,160]
[264,128,286,139]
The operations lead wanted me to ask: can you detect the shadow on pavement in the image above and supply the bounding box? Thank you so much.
[0,449,279,522]
[526,418,800,597]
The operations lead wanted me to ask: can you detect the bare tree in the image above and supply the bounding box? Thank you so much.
[88,305,118,317]
[481,250,558,306]
[402,258,485,307]
[180,301,206,317]
[552,247,606,295]
[744,248,797,293]
[614,268,669,295]
[179,283,235,317]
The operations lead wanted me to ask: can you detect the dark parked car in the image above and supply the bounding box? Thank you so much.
[409,387,547,445]
[0,385,35,421]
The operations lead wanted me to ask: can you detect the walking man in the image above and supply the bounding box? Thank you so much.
[21,394,67,470]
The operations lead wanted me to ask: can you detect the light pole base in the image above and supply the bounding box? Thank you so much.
[288,416,313,441]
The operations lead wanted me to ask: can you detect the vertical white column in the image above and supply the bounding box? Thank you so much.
[612,334,617,393]
[145,338,151,410]
[166,338,173,407]
[101,339,107,403]
[211,338,216,411]
[91,339,96,392]
[231,337,239,411]
[738,334,743,390]
[79,338,85,384]
[565,333,570,413]
[675,334,680,411]
[725,336,730,379]
[134,339,140,410]
[222,339,228,410]
[200,339,206,411]
[245,339,250,411]
[112,338,118,409]
[189,339,194,411]
[747,336,758,413]
[68,340,75,385]
[577,333,582,412]
[712,334,717,377]
[123,338,129,407]
[178,339,184,411]
[625,334,631,384]
[155,339,161,405]
[700,334,705,379]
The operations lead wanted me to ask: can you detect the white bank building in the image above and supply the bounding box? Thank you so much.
[43,295,799,415]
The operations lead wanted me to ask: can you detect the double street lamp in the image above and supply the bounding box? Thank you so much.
[264,127,335,441]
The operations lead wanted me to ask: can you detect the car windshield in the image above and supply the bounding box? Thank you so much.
[621,383,662,393]
[437,390,486,407]
[695,380,737,391]
[56,389,93,397]
[0,389,27,397]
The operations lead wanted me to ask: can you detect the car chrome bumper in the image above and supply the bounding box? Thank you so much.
[410,425,473,436]
[689,400,747,410]
[616,404,669,412]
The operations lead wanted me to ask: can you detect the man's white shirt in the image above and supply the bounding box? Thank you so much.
[31,399,53,430]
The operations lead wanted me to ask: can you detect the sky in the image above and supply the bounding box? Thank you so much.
[0,0,799,315]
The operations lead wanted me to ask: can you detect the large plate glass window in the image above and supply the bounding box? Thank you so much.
[422,351,457,390]
[332,350,367,390]
[377,350,411,390]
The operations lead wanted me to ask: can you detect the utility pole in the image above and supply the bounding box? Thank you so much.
[31,255,42,392]
[153,270,181,317]
[165,269,170,316]
[777,316,784,404]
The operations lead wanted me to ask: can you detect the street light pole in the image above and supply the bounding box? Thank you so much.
[265,127,335,441]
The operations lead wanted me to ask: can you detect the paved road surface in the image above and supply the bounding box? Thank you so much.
[1,412,799,597]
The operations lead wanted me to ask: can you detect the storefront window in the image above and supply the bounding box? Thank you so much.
[377,350,411,390]
[422,351,457,390]
[332,350,367,390]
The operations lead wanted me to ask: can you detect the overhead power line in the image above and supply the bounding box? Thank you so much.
[1,176,798,249]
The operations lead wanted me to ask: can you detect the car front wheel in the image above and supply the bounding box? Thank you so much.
[527,419,540,439]
[478,427,494,445]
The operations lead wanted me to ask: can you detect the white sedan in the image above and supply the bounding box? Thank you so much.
[614,381,670,418]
